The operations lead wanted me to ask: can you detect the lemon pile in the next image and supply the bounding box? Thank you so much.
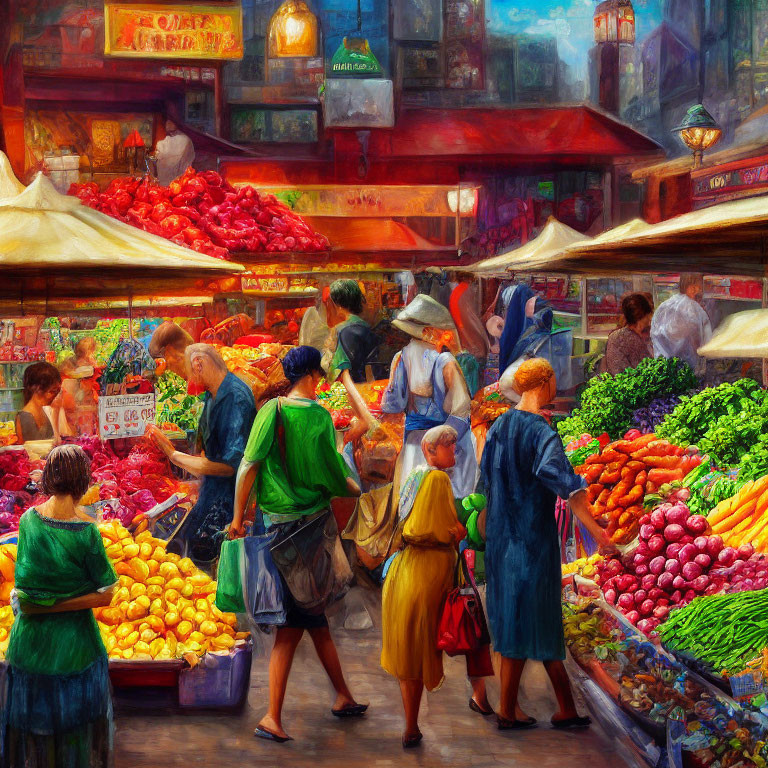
[561,553,602,579]
[97,520,247,661]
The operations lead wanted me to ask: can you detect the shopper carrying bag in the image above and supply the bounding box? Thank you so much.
[229,346,367,744]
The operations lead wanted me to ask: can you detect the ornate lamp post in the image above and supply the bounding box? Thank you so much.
[674,105,722,168]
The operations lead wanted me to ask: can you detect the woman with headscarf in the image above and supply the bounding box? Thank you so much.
[381,294,477,499]
[498,284,536,375]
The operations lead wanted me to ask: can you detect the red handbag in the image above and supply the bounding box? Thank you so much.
[437,551,491,656]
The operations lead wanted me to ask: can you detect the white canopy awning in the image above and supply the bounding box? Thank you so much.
[469,218,588,274]
[699,309,768,359]
[541,196,768,277]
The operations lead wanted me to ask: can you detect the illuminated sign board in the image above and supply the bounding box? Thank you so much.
[105,4,243,60]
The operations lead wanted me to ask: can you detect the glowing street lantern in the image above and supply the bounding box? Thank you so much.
[268,0,319,58]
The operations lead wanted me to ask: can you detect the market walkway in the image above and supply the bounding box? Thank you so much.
[114,591,629,768]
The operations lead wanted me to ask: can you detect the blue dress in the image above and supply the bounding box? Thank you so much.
[481,409,584,661]
[179,372,256,565]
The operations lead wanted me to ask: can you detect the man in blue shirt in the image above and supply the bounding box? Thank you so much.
[148,343,255,569]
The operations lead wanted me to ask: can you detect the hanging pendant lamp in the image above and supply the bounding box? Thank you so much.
[268,0,319,58]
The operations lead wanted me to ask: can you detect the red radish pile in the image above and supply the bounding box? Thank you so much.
[68,168,330,259]
[713,550,768,593]
[596,500,750,635]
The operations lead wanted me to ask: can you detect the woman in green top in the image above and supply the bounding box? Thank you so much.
[230,346,366,744]
[2,444,117,767]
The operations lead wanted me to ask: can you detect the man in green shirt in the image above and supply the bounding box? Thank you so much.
[230,346,366,743]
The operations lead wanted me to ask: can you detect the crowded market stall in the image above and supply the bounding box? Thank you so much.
[0,157,263,708]
[490,201,768,765]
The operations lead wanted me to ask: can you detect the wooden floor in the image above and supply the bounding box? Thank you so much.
[114,590,630,768]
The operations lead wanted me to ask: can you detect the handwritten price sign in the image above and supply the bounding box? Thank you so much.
[98,393,156,440]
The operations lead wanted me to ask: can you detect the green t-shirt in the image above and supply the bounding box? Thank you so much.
[244,397,352,518]
[8,509,117,675]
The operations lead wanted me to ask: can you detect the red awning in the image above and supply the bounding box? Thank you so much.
[374,105,661,159]
[221,105,662,186]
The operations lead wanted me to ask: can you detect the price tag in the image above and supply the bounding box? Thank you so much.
[98,393,156,440]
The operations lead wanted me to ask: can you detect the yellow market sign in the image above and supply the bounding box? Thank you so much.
[105,3,243,60]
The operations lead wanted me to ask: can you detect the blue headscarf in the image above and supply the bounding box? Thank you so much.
[282,345,323,384]
[499,284,535,373]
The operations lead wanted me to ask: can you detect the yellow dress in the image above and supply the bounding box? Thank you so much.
[381,469,460,691]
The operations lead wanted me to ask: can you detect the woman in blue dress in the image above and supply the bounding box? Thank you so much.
[481,358,614,731]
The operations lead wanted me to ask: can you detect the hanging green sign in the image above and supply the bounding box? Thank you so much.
[330,36,382,76]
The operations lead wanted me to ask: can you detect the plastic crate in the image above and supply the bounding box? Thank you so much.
[729,669,765,700]
[178,640,252,710]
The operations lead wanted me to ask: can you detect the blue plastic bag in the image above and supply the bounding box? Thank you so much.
[243,533,286,626]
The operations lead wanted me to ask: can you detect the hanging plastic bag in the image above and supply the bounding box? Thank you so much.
[243,532,286,626]
[215,538,246,614]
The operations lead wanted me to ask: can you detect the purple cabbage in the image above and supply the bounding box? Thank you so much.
[631,395,682,434]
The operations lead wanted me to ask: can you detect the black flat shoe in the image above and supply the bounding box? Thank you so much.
[254,725,293,743]
[469,698,494,716]
[331,703,369,718]
[402,731,423,749]
[497,716,538,731]
[551,716,591,730]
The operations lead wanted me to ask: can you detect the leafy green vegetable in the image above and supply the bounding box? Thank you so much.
[656,379,768,465]
[155,372,204,432]
[557,357,697,442]
[739,432,768,482]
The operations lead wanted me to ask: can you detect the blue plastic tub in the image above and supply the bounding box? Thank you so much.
[178,640,252,710]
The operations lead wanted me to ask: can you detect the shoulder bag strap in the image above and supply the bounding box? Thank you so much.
[274,397,292,485]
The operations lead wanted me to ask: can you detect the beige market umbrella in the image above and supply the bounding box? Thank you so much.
[698,309,768,359]
[469,218,588,274]
[0,152,24,200]
[0,172,243,302]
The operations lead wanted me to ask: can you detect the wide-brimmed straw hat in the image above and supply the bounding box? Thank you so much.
[392,294,457,339]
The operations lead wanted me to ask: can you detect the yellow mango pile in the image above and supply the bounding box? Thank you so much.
[0,544,16,655]
[97,519,246,661]
[0,543,16,604]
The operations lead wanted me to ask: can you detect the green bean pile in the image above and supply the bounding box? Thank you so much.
[659,589,768,674]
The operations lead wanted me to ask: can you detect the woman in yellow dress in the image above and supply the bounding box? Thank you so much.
[381,424,466,749]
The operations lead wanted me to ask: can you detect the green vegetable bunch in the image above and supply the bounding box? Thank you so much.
[557,357,697,442]
[155,372,204,433]
[659,589,768,673]
[684,464,743,517]
[740,432,768,482]
[657,379,767,465]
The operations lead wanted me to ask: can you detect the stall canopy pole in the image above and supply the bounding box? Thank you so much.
[763,276,767,387]
[129,293,134,341]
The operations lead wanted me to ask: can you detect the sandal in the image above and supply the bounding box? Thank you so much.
[331,703,369,718]
[497,716,538,731]
[551,715,591,730]
[469,698,494,716]
[254,725,293,743]
[402,731,423,749]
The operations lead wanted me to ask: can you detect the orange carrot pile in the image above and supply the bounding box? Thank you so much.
[576,434,702,545]
[706,475,768,551]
